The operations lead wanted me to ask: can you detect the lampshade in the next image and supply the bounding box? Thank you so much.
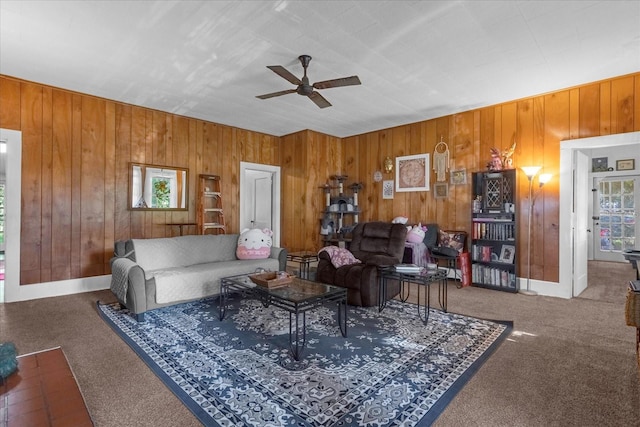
[538,173,552,185]
[521,166,541,178]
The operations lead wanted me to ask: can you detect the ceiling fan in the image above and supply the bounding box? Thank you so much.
[256,55,361,108]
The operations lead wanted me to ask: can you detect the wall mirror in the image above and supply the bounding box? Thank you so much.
[129,163,188,210]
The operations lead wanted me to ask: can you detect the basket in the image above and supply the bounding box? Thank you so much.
[625,281,640,371]
[249,272,293,289]
[625,281,640,327]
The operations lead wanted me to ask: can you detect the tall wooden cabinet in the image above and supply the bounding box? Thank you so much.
[197,174,226,235]
[471,169,519,292]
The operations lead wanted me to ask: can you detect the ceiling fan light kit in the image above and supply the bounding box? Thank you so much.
[256,55,361,108]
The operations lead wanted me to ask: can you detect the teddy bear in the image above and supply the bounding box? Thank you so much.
[236,228,273,260]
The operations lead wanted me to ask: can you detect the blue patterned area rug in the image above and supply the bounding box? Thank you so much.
[98,295,511,426]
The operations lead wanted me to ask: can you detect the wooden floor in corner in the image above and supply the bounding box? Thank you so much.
[0,347,93,427]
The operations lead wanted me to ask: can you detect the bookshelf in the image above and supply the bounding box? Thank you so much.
[471,169,519,292]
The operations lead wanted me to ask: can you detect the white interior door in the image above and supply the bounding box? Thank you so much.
[593,175,639,262]
[573,151,589,297]
[249,171,273,229]
[239,162,281,247]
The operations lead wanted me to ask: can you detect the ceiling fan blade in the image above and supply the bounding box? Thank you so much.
[308,91,332,108]
[313,75,361,90]
[256,89,297,99]
[267,65,302,86]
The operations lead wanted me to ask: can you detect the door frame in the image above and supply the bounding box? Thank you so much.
[239,161,281,247]
[0,128,22,303]
[559,131,640,299]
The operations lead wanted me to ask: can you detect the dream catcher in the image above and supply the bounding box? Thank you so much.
[433,136,450,182]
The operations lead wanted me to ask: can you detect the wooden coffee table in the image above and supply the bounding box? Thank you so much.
[219,273,347,361]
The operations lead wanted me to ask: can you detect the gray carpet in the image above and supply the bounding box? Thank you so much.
[1,272,639,426]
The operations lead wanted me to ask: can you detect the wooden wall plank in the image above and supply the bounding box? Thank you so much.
[129,106,146,238]
[20,82,43,284]
[636,74,640,131]
[103,101,116,270]
[600,81,612,135]
[70,94,82,278]
[579,84,600,137]
[305,131,320,251]
[610,75,635,134]
[40,87,53,283]
[80,96,106,277]
[51,90,73,280]
[540,91,566,283]
[114,104,131,241]
[0,77,21,130]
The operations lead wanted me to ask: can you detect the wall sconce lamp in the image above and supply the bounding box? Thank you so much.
[520,166,553,296]
[383,156,393,174]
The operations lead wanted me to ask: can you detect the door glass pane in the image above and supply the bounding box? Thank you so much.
[0,183,4,247]
[598,178,635,252]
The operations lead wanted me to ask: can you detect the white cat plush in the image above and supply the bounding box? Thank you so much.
[236,228,273,259]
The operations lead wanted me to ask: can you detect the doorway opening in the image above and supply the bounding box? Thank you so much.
[239,162,281,247]
[0,128,22,303]
[559,132,640,299]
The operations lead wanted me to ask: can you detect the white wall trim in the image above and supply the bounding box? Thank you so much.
[1,128,21,303]
[520,278,570,299]
[9,276,111,302]
[559,131,640,299]
[239,161,281,247]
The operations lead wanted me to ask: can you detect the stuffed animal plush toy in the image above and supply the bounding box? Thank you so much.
[392,216,409,225]
[0,342,18,382]
[236,228,273,260]
[406,223,427,243]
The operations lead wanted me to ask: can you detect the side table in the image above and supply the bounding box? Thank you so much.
[287,251,318,279]
[379,266,448,324]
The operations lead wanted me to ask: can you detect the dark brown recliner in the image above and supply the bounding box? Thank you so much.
[316,221,407,307]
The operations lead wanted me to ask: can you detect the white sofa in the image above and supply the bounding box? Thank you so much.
[110,234,287,321]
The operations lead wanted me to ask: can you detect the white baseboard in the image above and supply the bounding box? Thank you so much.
[4,275,111,302]
[518,277,568,299]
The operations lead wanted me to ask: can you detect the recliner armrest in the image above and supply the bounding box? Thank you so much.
[363,254,400,267]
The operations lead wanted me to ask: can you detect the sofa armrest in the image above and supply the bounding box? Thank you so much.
[270,246,288,272]
[109,256,148,318]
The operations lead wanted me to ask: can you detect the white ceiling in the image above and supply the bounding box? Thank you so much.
[1,1,639,138]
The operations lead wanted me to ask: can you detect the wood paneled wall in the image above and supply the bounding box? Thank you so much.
[285,73,639,285]
[1,72,638,287]
[0,76,280,285]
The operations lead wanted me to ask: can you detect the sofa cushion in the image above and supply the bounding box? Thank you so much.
[132,234,238,271]
[149,258,280,304]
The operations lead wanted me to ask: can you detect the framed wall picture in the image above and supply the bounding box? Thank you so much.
[382,180,394,199]
[450,169,467,185]
[592,157,608,172]
[616,159,635,171]
[499,245,515,264]
[395,153,430,192]
[434,182,449,199]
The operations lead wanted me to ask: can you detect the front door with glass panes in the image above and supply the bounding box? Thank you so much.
[593,176,638,262]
